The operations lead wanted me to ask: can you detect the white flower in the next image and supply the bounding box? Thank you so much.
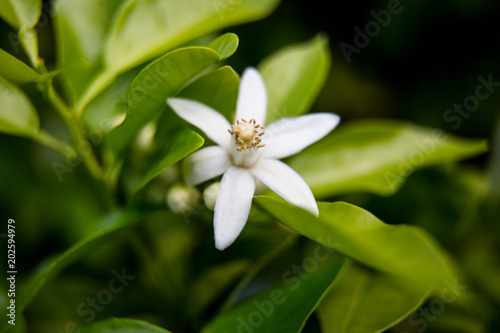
[167,67,340,250]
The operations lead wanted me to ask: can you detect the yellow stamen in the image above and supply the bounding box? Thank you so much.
[229,118,266,151]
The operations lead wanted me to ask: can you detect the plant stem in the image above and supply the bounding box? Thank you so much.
[46,83,103,181]
[36,130,76,157]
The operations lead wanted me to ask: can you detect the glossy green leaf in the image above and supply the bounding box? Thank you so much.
[104,0,280,74]
[255,196,460,292]
[317,263,429,333]
[75,0,277,115]
[0,48,39,84]
[82,67,142,132]
[133,129,204,194]
[0,75,39,137]
[0,0,40,30]
[54,0,125,101]
[106,47,219,163]
[288,120,488,198]
[178,65,239,119]
[0,0,42,68]
[203,258,347,333]
[259,34,331,124]
[19,27,41,68]
[153,65,238,152]
[81,318,172,333]
[102,56,238,140]
[208,33,239,61]
[0,209,149,333]
[151,66,239,190]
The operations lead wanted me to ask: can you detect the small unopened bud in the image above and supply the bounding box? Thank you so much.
[166,184,200,215]
[203,182,220,210]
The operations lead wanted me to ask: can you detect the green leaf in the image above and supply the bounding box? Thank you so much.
[133,129,204,194]
[0,209,149,333]
[203,258,347,333]
[106,47,219,163]
[82,67,142,132]
[75,0,278,115]
[208,33,239,61]
[187,260,251,317]
[288,120,488,197]
[0,48,39,84]
[259,34,331,124]
[98,51,238,139]
[104,0,280,74]
[255,196,460,292]
[54,0,126,101]
[19,27,41,68]
[0,0,41,30]
[80,318,172,333]
[317,263,429,333]
[221,235,299,311]
[178,65,239,119]
[0,75,39,137]
[0,0,42,67]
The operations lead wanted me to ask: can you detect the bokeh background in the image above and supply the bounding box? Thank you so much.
[1,0,500,332]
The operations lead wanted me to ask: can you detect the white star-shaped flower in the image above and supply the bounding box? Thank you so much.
[167,67,340,250]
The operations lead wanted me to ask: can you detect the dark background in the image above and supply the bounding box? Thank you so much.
[230,0,500,139]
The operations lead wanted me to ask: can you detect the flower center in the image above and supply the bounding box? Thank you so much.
[228,118,265,151]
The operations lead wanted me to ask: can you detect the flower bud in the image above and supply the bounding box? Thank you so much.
[166,184,200,215]
[203,182,220,211]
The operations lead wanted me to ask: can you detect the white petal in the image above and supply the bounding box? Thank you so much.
[214,167,255,250]
[167,98,231,150]
[230,140,260,167]
[235,67,267,124]
[184,146,230,186]
[261,113,340,159]
[251,159,319,216]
